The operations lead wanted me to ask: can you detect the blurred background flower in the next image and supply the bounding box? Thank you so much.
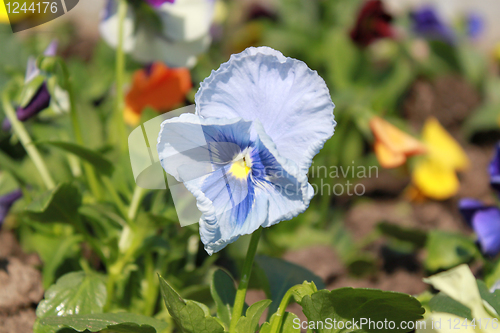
[0,189,22,227]
[350,0,394,47]
[124,62,191,125]
[100,0,216,67]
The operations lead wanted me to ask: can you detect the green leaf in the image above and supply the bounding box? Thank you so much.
[35,271,107,333]
[291,281,318,304]
[26,183,82,223]
[40,313,169,333]
[477,280,500,316]
[377,222,428,248]
[299,288,424,333]
[159,275,224,333]
[260,312,300,333]
[425,231,478,272]
[210,269,237,329]
[255,255,325,317]
[428,292,473,320]
[39,141,114,176]
[235,299,272,333]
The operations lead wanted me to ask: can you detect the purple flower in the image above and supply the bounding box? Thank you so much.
[489,143,500,193]
[144,0,175,8]
[411,6,455,44]
[16,83,51,121]
[16,41,58,122]
[459,198,500,257]
[466,13,484,40]
[0,190,23,226]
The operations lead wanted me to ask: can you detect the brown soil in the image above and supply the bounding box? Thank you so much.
[0,231,43,333]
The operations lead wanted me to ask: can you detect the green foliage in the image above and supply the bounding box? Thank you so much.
[425,231,479,272]
[26,183,82,223]
[34,271,107,333]
[234,299,272,333]
[159,275,225,333]
[299,288,425,333]
[40,313,169,333]
[255,255,325,316]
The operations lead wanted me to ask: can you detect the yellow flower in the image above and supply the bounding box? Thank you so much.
[412,117,469,200]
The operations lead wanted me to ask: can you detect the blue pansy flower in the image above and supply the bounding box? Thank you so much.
[0,189,23,227]
[489,143,500,193]
[459,198,500,257]
[157,47,335,254]
[411,6,455,44]
[466,13,484,40]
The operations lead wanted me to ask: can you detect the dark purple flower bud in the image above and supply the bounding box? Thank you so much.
[350,0,394,47]
[16,82,51,122]
[144,0,175,8]
[489,143,500,193]
[411,6,455,44]
[470,207,500,257]
[0,189,23,226]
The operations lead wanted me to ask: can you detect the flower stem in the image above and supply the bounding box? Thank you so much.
[127,186,144,222]
[114,0,128,152]
[269,285,299,333]
[229,228,262,332]
[2,91,55,190]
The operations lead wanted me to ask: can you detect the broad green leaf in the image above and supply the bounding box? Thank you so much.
[299,288,424,333]
[377,222,427,248]
[255,255,325,317]
[260,312,300,333]
[425,231,477,272]
[477,280,500,316]
[26,183,82,223]
[210,269,237,329]
[159,275,224,333]
[39,141,114,176]
[235,299,272,333]
[463,103,500,139]
[428,293,473,320]
[40,313,169,333]
[35,271,107,333]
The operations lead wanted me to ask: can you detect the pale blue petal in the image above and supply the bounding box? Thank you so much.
[157,114,312,254]
[195,46,336,174]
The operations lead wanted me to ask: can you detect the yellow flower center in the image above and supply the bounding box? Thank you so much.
[229,153,252,179]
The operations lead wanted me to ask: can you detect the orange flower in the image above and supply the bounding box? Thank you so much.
[370,116,427,168]
[124,62,192,125]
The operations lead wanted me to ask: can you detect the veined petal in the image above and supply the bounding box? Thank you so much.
[195,46,335,175]
[157,114,311,254]
[471,208,500,257]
